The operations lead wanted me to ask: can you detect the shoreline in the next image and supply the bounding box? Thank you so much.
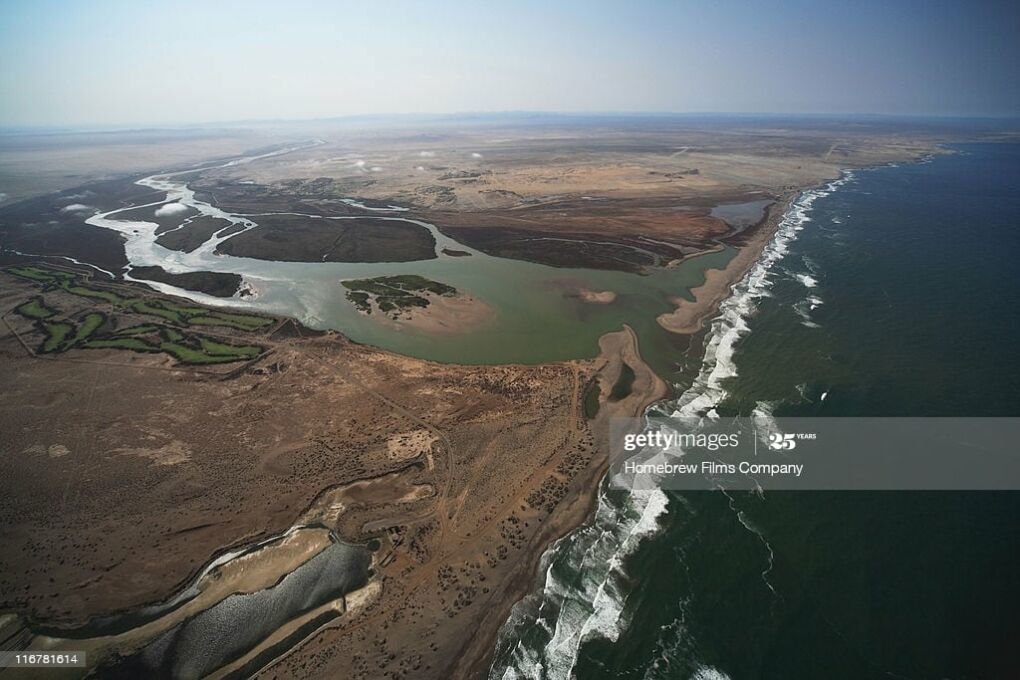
[458,177,841,679]
[0,187,816,680]
[455,324,668,679]
[656,194,795,335]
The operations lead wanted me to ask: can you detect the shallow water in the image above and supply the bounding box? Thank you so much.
[709,198,772,232]
[86,147,732,368]
[99,536,370,679]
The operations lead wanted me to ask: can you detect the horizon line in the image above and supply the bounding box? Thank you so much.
[3,110,1020,135]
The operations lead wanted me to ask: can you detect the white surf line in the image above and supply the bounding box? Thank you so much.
[671,173,854,417]
[492,173,859,680]
[495,488,669,680]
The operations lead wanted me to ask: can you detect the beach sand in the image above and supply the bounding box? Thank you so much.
[657,196,792,335]
[380,292,496,334]
[578,288,618,304]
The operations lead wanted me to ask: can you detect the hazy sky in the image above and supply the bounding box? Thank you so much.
[2,0,1018,127]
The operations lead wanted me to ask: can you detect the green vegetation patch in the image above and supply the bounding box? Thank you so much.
[113,324,160,336]
[163,302,214,316]
[343,274,456,297]
[197,336,262,359]
[66,285,129,305]
[346,291,371,313]
[159,341,246,364]
[341,275,456,318]
[130,300,182,323]
[186,312,273,331]
[130,298,272,331]
[15,298,56,320]
[70,312,106,346]
[8,266,70,284]
[40,321,74,353]
[84,337,159,352]
[161,327,184,342]
[7,265,267,364]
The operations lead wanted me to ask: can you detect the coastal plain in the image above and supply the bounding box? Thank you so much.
[0,117,950,678]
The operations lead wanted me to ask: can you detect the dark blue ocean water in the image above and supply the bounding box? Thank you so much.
[490,143,1020,680]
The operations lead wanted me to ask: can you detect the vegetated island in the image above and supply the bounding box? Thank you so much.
[342,274,494,333]
[129,265,243,298]
[214,215,437,263]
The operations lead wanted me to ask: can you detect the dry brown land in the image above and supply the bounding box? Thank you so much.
[0,270,663,679]
[0,129,287,204]
[375,291,496,335]
[195,120,942,272]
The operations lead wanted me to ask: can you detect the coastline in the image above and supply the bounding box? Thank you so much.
[656,194,795,335]
[466,176,846,679]
[455,324,669,679]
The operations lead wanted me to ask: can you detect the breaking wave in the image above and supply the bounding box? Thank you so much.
[670,174,851,419]
[794,273,818,288]
[488,172,853,679]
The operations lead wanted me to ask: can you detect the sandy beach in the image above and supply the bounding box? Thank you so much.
[456,324,669,678]
[657,196,793,335]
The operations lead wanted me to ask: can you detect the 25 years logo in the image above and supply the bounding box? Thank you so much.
[766,431,817,451]
[768,433,798,450]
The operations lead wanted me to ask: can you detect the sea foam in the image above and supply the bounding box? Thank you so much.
[489,172,854,679]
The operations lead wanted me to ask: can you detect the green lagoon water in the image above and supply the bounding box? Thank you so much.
[274,243,734,369]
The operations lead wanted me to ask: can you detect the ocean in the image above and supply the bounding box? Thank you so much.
[489,143,1020,680]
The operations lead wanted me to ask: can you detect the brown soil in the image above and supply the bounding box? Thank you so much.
[0,270,665,680]
[373,291,496,335]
